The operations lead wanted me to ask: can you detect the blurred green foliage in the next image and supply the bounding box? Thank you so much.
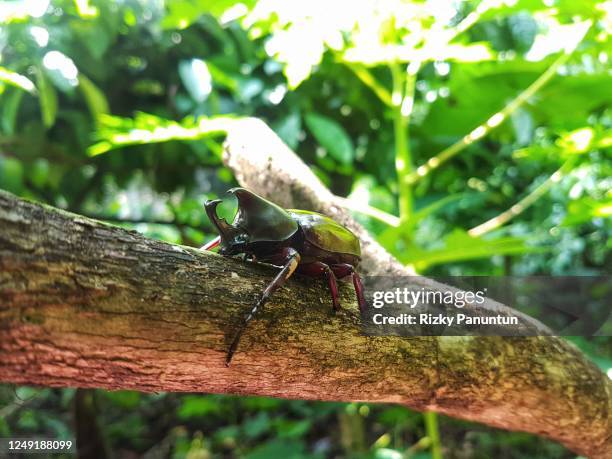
[0,0,610,457]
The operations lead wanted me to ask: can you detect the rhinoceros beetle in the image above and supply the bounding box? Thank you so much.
[201,188,366,365]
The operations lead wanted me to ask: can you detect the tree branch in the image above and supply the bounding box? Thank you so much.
[0,120,610,457]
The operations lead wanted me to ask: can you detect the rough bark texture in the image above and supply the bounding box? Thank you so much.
[0,119,609,457]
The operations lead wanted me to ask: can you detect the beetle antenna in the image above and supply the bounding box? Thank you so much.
[226,249,301,366]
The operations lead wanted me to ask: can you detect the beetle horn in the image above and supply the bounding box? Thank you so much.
[204,199,240,243]
[227,187,298,242]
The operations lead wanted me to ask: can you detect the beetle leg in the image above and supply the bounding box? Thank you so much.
[324,267,340,312]
[226,247,301,366]
[351,271,367,315]
[201,236,221,251]
[298,262,340,311]
[331,264,367,314]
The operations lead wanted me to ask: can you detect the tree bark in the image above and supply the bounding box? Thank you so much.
[0,120,610,457]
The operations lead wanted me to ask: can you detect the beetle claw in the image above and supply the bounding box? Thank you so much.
[204,199,240,245]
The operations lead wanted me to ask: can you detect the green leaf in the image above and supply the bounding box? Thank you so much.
[304,113,354,165]
[0,66,36,93]
[401,229,544,269]
[78,74,110,120]
[272,111,301,150]
[103,390,141,408]
[243,412,271,439]
[178,395,220,419]
[0,156,24,194]
[1,89,24,135]
[161,0,255,29]
[562,197,612,226]
[88,112,236,156]
[537,74,612,127]
[160,1,203,29]
[242,396,283,410]
[244,439,307,459]
[413,193,470,222]
[29,159,50,188]
[275,419,311,439]
[207,61,239,91]
[36,68,58,129]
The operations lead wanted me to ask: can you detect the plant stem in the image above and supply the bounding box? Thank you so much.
[334,195,400,227]
[348,63,394,107]
[468,157,576,236]
[338,405,366,453]
[424,411,443,459]
[391,62,417,224]
[448,0,497,41]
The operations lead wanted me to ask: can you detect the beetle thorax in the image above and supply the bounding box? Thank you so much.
[205,188,300,256]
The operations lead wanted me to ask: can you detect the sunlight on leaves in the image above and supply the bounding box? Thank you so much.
[161,0,255,29]
[400,229,544,269]
[0,67,36,93]
[245,0,367,88]
[0,0,49,22]
[88,112,237,156]
[342,42,495,65]
[179,59,213,103]
[562,197,612,226]
[556,127,595,154]
[42,50,79,90]
[74,0,98,18]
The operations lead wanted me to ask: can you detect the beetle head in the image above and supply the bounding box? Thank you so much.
[204,188,298,255]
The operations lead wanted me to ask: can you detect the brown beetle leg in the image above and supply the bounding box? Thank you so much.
[226,247,301,366]
[324,267,340,312]
[298,262,340,311]
[331,264,367,314]
[351,271,367,314]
